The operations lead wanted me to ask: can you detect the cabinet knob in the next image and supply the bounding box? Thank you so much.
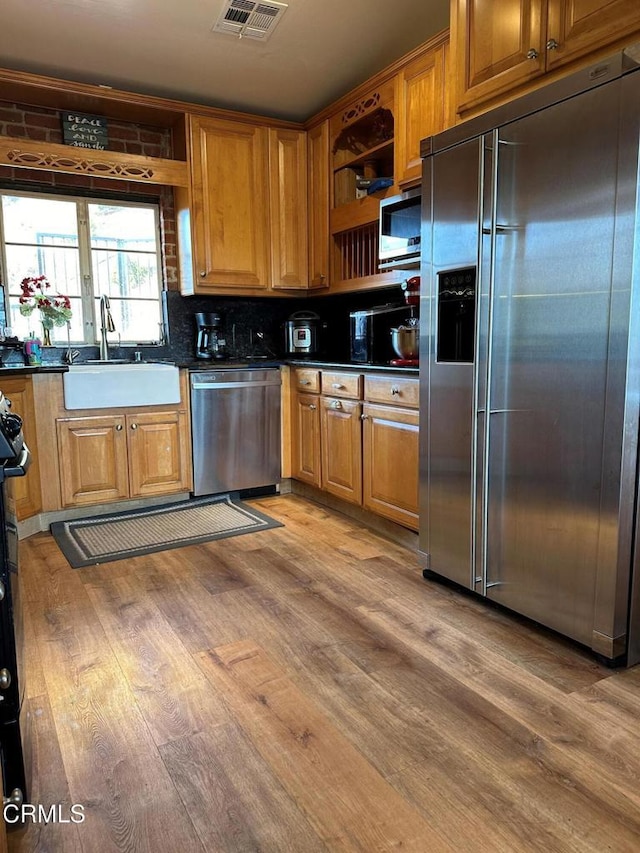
[546,39,559,50]
[199,271,207,278]
[115,424,123,431]
[3,788,23,807]
[0,668,11,690]
[526,48,539,60]
[331,400,343,410]
[130,423,138,430]
[391,386,400,396]
[360,413,369,421]
[309,404,317,411]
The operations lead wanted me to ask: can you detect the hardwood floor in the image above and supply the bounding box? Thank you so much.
[10,494,640,852]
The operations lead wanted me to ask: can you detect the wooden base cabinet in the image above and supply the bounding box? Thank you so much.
[127,411,191,498]
[57,416,129,507]
[320,397,362,505]
[290,368,418,529]
[362,403,419,530]
[291,392,321,487]
[56,411,191,508]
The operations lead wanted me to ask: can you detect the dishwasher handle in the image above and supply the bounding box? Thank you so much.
[191,379,281,390]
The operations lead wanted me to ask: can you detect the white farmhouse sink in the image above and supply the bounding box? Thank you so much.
[63,363,181,410]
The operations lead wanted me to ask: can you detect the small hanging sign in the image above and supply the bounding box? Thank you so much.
[62,112,109,150]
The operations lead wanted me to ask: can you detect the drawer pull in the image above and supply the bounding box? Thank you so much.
[391,386,400,396]
[331,383,344,389]
[299,379,310,385]
[331,400,343,410]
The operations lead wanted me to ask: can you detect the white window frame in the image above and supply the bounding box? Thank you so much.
[0,189,164,345]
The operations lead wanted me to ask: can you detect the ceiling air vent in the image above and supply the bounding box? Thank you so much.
[212,0,288,41]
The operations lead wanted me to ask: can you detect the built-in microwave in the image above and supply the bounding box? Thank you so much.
[378,187,421,270]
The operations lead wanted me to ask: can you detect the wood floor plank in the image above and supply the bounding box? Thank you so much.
[196,639,455,853]
[8,694,83,853]
[353,599,640,848]
[28,589,204,852]
[82,571,230,746]
[160,724,327,853]
[16,493,640,853]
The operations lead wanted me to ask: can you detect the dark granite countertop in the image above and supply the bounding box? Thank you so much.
[286,359,419,375]
[0,364,69,375]
[181,358,418,374]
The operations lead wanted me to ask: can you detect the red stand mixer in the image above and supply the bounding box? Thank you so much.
[390,276,420,366]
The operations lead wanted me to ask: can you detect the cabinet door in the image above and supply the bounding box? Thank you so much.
[56,416,128,507]
[189,115,270,290]
[395,42,449,186]
[546,0,640,71]
[307,121,330,289]
[362,403,419,531]
[291,393,321,487]
[127,411,191,498]
[320,397,362,505]
[454,0,545,114]
[269,128,309,290]
[1,378,41,520]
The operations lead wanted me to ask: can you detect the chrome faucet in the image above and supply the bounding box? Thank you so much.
[99,295,116,361]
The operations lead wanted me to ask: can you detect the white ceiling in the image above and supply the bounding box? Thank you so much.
[0,0,450,122]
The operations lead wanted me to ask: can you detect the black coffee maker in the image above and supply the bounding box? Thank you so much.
[195,312,227,360]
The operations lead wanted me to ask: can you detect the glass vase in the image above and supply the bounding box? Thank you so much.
[42,325,52,347]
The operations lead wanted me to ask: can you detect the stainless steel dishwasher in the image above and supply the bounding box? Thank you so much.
[190,368,281,496]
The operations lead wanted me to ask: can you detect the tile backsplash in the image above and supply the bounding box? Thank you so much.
[0,286,408,366]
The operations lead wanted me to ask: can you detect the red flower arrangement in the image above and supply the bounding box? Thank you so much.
[18,275,72,329]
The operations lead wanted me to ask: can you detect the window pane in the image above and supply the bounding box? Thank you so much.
[88,204,156,250]
[5,244,81,297]
[1,195,79,246]
[94,297,162,343]
[92,249,159,299]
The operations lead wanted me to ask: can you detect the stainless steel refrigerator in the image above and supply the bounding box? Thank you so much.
[420,43,640,665]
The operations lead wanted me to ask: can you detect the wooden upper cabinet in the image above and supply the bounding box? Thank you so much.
[545,0,640,71]
[178,115,311,294]
[453,0,640,116]
[395,39,450,186]
[187,115,271,291]
[307,120,330,289]
[269,128,309,290]
[454,0,545,114]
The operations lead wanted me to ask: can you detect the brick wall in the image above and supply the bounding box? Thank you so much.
[0,102,179,289]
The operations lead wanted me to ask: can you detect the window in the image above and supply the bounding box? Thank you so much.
[0,191,164,345]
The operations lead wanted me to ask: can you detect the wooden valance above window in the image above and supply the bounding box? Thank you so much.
[0,135,189,188]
